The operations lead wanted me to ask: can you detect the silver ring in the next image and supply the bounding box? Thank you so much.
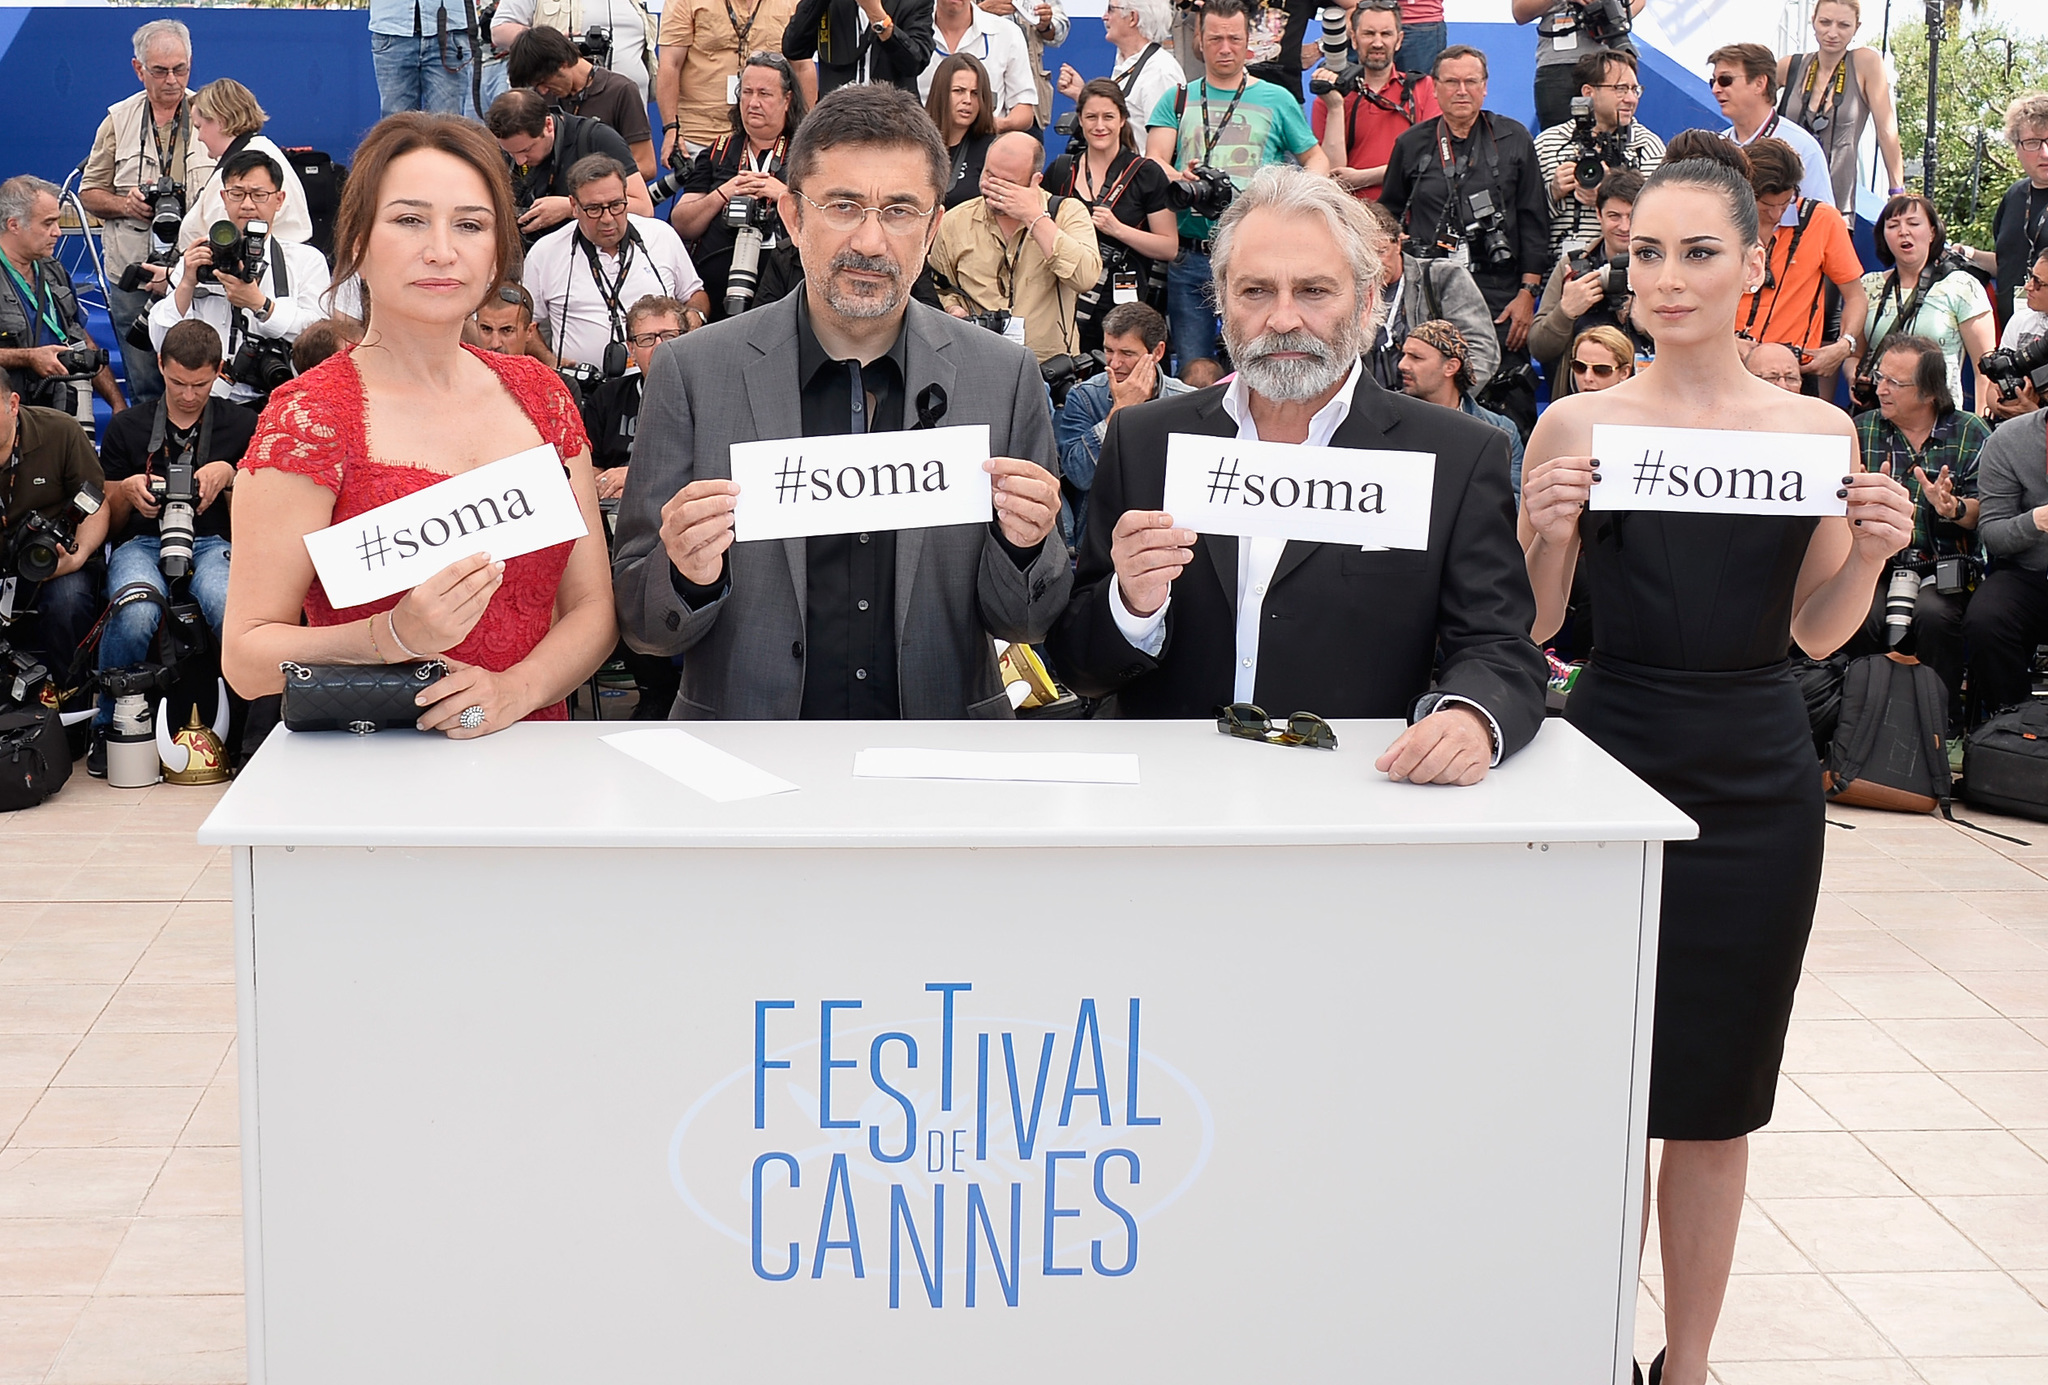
[458,704,487,731]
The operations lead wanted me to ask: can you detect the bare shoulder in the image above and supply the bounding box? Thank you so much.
[1762,385,1857,441]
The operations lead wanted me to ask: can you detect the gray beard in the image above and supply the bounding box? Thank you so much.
[822,251,905,320]
[1225,322,1366,403]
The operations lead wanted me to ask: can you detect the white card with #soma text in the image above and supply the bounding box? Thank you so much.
[1161,433,1436,550]
[729,425,993,542]
[301,445,588,609]
[1587,424,1853,517]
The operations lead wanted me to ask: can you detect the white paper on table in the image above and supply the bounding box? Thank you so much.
[853,747,1140,785]
[602,729,799,802]
[729,424,993,542]
[302,445,588,608]
[1587,425,1852,517]
[1162,432,1435,550]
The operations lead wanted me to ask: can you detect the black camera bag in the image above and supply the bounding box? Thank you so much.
[1962,701,2048,822]
[0,702,72,812]
[282,148,347,259]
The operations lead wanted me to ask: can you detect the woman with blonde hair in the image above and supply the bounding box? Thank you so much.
[1566,324,1636,394]
[1774,0,1906,212]
[180,77,313,247]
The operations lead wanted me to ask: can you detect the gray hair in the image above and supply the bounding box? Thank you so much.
[2007,91,2048,147]
[132,18,192,65]
[1209,164,1388,322]
[0,176,62,235]
[1124,0,1174,45]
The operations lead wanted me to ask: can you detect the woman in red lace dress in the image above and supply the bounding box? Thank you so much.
[222,114,615,736]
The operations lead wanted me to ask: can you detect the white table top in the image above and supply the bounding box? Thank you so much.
[198,717,1695,850]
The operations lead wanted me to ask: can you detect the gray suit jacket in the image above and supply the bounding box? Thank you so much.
[611,292,1073,719]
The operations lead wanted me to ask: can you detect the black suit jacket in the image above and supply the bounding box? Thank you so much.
[782,0,937,96]
[1045,372,1548,759]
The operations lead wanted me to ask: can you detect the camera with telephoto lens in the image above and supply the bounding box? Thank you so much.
[1568,95,1632,190]
[151,455,200,580]
[722,193,778,317]
[54,343,109,377]
[1882,563,1922,650]
[1310,62,1365,98]
[144,176,185,258]
[1,486,103,586]
[1166,163,1235,220]
[200,218,267,284]
[575,24,613,64]
[1460,186,1515,267]
[1566,247,1628,300]
[647,146,691,204]
[229,336,295,397]
[1977,331,2048,402]
[1040,349,1107,409]
[1564,0,1632,46]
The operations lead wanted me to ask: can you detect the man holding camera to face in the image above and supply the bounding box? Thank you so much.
[1513,0,1646,134]
[146,151,330,409]
[87,320,256,775]
[1528,165,1641,388]
[1531,46,1661,267]
[0,178,126,429]
[1312,1,1439,205]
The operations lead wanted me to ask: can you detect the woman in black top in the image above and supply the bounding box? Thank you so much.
[670,52,807,321]
[1042,78,1176,352]
[928,53,998,211]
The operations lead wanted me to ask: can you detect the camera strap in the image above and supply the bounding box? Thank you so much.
[1195,77,1250,166]
[1116,43,1162,98]
[1743,196,1819,341]
[1352,72,1421,138]
[138,99,191,189]
[577,226,645,343]
[0,258,67,345]
[146,397,214,485]
[1432,115,1501,248]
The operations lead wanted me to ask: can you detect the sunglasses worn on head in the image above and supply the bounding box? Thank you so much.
[1216,703,1339,750]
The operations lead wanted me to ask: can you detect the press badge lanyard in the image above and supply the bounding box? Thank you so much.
[1198,78,1249,163]
[138,101,190,187]
[1433,116,1500,236]
[0,257,66,344]
[726,0,767,51]
[579,228,644,343]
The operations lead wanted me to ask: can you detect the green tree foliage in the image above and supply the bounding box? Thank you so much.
[1891,18,2048,248]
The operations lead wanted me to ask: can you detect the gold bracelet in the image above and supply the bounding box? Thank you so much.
[386,608,429,661]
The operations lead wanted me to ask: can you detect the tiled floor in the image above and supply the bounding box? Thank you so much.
[4,777,2048,1382]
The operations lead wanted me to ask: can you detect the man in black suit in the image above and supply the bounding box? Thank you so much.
[1046,164,1546,785]
[783,0,936,99]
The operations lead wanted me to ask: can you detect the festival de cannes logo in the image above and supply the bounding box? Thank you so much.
[669,984,1213,1309]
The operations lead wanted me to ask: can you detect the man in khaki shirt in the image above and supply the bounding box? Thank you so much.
[930,131,1101,365]
[656,0,807,165]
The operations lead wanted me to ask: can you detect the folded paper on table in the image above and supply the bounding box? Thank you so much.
[602,729,799,802]
[1162,432,1436,550]
[1587,424,1852,516]
[302,445,589,608]
[853,747,1141,785]
[730,424,993,542]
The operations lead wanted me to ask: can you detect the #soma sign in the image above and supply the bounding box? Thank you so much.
[729,425,995,542]
[1587,424,1854,517]
[1161,433,1436,550]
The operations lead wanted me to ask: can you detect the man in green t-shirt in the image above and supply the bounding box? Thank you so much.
[1146,0,1326,368]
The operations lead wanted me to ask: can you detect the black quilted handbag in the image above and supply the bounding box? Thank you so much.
[278,661,447,734]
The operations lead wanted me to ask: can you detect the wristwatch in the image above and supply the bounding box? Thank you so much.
[258,297,275,322]
[1841,332,1859,354]
[872,13,894,38]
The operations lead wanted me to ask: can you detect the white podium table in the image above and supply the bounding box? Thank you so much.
[200,718,1694,1383]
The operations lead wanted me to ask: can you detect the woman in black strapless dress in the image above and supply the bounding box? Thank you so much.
[1519,158,1915,1385]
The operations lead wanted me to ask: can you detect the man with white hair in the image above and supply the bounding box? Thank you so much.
[1047,164,1546,785]
[1055,0,1184,134]
[78,19,215,406]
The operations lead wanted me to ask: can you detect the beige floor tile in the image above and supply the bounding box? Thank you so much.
[1911,1359,2048,1385]
[1825,972,2002,1021]
[1711,1363,1922,1384]
[96,1215,243,1296]
[126,906,232,986]
[89,985,234,1034]
[0,985,113,1036]
[52,1033,232,1089]
[1929,1196,2048,1270]
[1782,1020,1924,1074]
[2022,1269,2048,1307]
[0,1148,170,1218]
[1756,1195,1995,1272]
[1860,1130,2048,1197]
[1876,1018,2048,1072]
[0,903,43,955]
[2015,1130,2048,1163]
[1909,859,2048,893]
[1959,893,2048,928]
[1943,1071,2048,1129]
[1708,1271,1894,1361]
[9,1087,204,1150]
[0,1087,37,1145]
[1953,972,2048,1020]
[139,1148,241,1218]
[1794,975,1866,1019]
[1796,1072,1996,1131]
[1832,892,1997,928]
[0,864,84,904]
[44,1293,245,1384]
[1834,1271,2048,1356]
[1807,931,1937,973]
[4,836,104,869]
[64,860,208,905]
[0,1218,128,1295]
[0,1295,88,1385]
[1813,895,1881,931]
[1746,1132,1912,1199]
[0,1033,79,1087]
[1891,930,2048,973]
[1765,1075,1842,1132]
[183,854,232,903]
[179,1081,239,1149]
[1822,860,1943,893]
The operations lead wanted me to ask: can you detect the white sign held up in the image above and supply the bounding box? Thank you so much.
[301,445,588,610]
[729,425,993,542]
[1162,433,1436,550]
[1587,425,1852,517]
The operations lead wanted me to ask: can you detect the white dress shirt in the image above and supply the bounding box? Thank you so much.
[1725,116,1835,226]
[1111,41,1185,133]
[920,7,1038,116]
[522,214,703,368]
[147,238,333,404]
[1107,356,1503,762]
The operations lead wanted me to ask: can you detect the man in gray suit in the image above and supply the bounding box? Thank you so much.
[611,83,1071,719]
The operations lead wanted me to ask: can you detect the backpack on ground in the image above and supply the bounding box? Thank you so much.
[1823,652,1949,812]
[1962,701,2048,822]
[0,703,72,812]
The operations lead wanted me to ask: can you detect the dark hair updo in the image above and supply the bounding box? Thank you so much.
[1636,157,1761,248]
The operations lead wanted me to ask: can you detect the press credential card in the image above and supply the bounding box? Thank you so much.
[729,425,993,542]
[302,445,588,609]
[1587,425,1852,517]
[1162,433,1436,550]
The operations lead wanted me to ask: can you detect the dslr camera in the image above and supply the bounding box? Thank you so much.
[229,336,295,398]
[200,218,268,285]
[1561,0,1632,46]
[116,176,187,293]
[722,193,779,317]
[1040,348,1107,410]
[1460,187,1515,267]
[967,308,1013,335]
[1166,163,1235,220]
[1566,247,1628,300]
[575,24,613,64]
[1978,331,2048,402]
[151,455,201,581]
[1053,110,1086,162]
[1310,62,1365,98]
[1,485,103,586]
[1567,95,1632,191]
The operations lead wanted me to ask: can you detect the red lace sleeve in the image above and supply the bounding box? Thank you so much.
[242,356,357,494]
[472,348,591,462]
